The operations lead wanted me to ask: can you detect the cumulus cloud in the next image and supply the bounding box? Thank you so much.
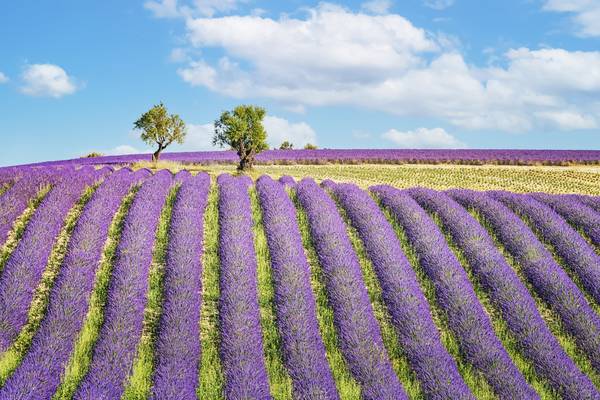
[263,116,317,148]
[173,122,220,151]
[361,0,393,15]
[20,64,78,98]
[424,0,455,10]
[0,72,8,84]
[145,0,242,18]
[107,145,142,155]
[176,4,600,132]
[543,0,600,37]
[382,127,466,148]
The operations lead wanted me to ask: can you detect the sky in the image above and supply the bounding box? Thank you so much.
[1,0,599,166]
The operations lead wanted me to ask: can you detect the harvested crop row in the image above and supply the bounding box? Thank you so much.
[459,191,600,373]
[532,193,600,247]
[0,166,107,353]
[0,168,146,398]
[334,182,472,400]
[256,175,338,399]
[74,170,173,399]
[217,174,271,399]
[443,189,599,399]
[377,187,536,399]
[295,178,406,400]
[150,172,210,399]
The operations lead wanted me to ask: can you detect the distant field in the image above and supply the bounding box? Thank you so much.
[132,161,600,195]
[0,154,599,399]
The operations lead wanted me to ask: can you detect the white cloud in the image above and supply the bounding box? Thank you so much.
[382,127,466,148]
[176,4,600,132]
[20,64,78,98]
[169,48,190,63]
[424,0,455,10]
[173,122,219,150]
[108,145,141,155]
[0,72,8,84]
[544,0,600,37]
[263,116,317,148]
[145,0,242,18]
[361,0,393,15]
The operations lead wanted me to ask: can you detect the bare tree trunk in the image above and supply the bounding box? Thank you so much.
[152,144,164,163]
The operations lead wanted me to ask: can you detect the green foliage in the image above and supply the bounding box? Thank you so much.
[303,143,318,150]
[278,141,293,150]
[82,152,104,158]
[134,103,186,162]
[213,105,268,170]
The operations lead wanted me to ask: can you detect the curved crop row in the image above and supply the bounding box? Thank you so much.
[278,175,296,187]
[150,172,210,399]
[458,190,600,373]
[576,195,600,213]
[333,183,473,399]
[295,178,406,400]
[531,193,600,247]
[444,189,599,399]
[490,191,600,306]
[217,174,271,399]
[374,186,536,399]
[256,175,338,399]
[0,169,146,398]
[74,170,174,399]
[0,167,106,353]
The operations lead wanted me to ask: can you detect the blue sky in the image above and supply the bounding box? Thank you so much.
[1,0,599,166]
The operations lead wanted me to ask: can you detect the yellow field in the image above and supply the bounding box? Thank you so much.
[132,161,600,195]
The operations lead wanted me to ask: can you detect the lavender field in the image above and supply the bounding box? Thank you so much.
[0,158,599,400]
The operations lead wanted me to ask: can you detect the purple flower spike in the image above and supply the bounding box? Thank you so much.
[295,178,406,400]
[217,174,272,399]
[256,175,339,399]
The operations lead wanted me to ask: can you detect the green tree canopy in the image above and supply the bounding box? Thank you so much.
[213,105,268,171]
[134,102,187,162]
[304,143,318,150]
[279,141,293,150]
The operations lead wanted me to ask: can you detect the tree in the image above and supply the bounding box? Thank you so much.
[304,143,318,150]
[213,105,268,171]
[134,103,187,162]
[279,141,293,150]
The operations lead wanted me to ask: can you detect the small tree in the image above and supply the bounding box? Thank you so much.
[304,143,318,150]
[134,103,187,162]
[279,141,293,150]
[213,105,268,171]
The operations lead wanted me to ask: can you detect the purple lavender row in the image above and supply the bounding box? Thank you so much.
[20,149,600,168]
[0,166,108,353]
[454,190,600,372]
[150,172,211,399]
[217,174,271,399]
[443,189,599,399]
[74,170,174,399]
[0,168,63,246]
[332,183,473,399]
[256,175,338,399]
[531,193,600,248]
[490,191,600,306]
[375,186,536,399]
[296,178,406,400]
[576,195,600,214]
[0,168,148,399]
[278,175,296,187]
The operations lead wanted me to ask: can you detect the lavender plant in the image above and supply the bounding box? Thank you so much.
[295,178,406,400]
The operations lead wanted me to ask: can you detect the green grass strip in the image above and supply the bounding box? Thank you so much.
[122,184,179,399]
[378,202,497,400]
[198,183,224,399]
[0,184,98,385]
[473,210,600,391]
[290,190,361,400]
[249,188,293,399]
[430,213,558,399]
[0,184,51,274]
[0,182,12,198]
[53,186,138,399]
[334,201,424,399]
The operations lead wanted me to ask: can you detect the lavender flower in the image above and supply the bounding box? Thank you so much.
[74,170,174,399]
[296,178,406,400]
[256,175,338,399]
[217,174,271,399]
[150,173,211,399]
